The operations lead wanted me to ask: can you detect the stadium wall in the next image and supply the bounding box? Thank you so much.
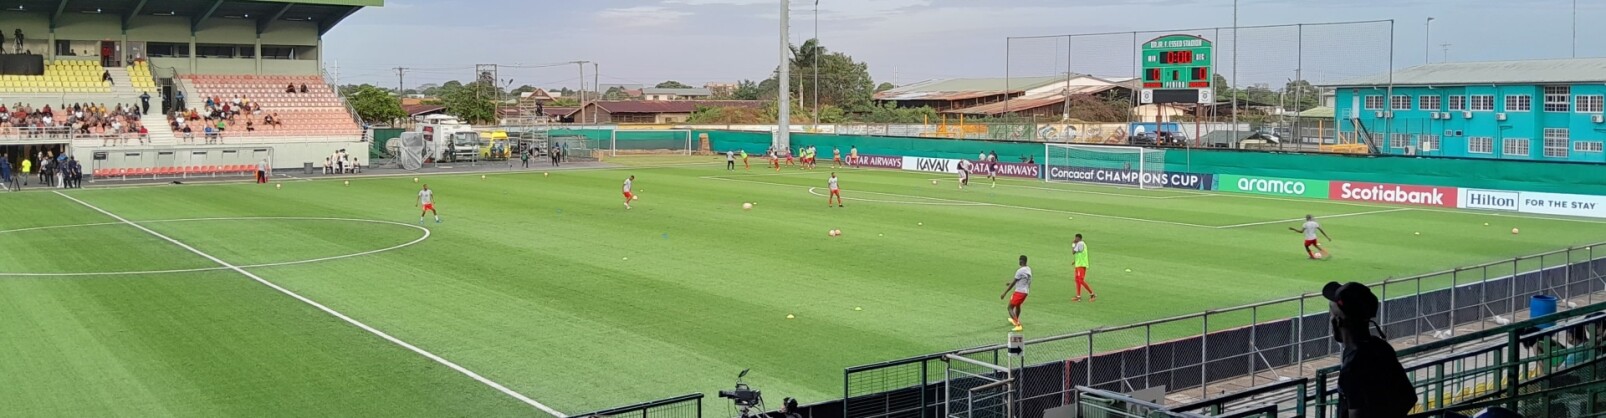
[697,130,1606,196]
[78,140,368,172]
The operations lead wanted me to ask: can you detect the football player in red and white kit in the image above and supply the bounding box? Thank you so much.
[622,175,637,209]
[827,172,844,207]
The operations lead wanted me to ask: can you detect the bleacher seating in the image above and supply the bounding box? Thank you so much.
[128,61,158,94]
[0,60,112,93]
[181,74,360,137]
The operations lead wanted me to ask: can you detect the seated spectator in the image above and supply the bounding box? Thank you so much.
[286,83,297,93]
[181,124,194,143]
[323,157,333,174]
[138,125,149,145]
[246,119,255,133]
[203,125,216,143]
[300,83,309,93]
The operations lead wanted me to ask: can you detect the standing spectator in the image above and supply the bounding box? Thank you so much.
[550,145,562,167]
[176,90,186,111]
[13,29,22,52]
[1323,281,1416,418]
[19,155,30,186]
[0,29,7,54]
[67,157,81,188]
[521,147,530,168]
[256,159,269,184]
[1,154,13,192]
[140,91,151,115]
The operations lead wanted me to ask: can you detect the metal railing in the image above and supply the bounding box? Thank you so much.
[568,393,704,418]
[843,243,1606,418]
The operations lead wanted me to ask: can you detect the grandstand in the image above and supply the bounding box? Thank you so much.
[0,0,375,178]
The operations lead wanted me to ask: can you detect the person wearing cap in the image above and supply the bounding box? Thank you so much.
[1323,281,1416,418]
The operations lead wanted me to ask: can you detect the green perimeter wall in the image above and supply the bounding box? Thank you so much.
[696,130,1606,196]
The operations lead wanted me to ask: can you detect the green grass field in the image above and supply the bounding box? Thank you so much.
[5,156,1606,416]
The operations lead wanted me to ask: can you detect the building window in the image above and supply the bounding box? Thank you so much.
[1545,86,1571,112]
[1448,96,1467,111]
[1578,95,1605,113]
[1468,137,1494,154]
[1504,95,1531,112]
[1391,95,1410,110]
[1544,128,1570,158]
[1390,133,1411,149]
[1419,95,1441,111]
[1575,141,1603,152]
[1420,134,1440,152]
[1470,95,1495,111]
[1503,138,1530,157]
[1364,95,1384,110]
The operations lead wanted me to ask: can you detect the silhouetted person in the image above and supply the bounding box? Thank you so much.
[140,92,151,115]
[14,29,22,52]
[299,83,308,93]
[1324,281,1416,418]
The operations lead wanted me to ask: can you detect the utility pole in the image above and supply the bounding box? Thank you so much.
[394,67,407,95]
[777,0,791,150]
[813,0,820,130]
[1425,17,1434,64]
[1440,43,1451,63]
[593,62,599,125]
[573,61,591,126]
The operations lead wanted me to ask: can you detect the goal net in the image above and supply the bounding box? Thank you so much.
[611,130,693,156]
[1043,144,1167,189]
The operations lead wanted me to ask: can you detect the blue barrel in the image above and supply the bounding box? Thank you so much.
[1531,295,1559,328]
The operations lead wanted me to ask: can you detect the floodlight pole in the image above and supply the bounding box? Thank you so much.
[777,0,792,150]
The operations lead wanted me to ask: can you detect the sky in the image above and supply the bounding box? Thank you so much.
[323,0,1604,92]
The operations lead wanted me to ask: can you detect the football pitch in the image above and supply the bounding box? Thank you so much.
[5,155,1606,416]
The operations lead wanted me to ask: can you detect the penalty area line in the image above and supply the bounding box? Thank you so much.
[1213,208,1414,229]
[51,191,565,417]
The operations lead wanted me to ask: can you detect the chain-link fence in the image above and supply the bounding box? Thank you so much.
[842,243,1606,418]
[1005,20,1394,149]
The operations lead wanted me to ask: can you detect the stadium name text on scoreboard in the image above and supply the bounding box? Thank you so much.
[1141,34,1214,104]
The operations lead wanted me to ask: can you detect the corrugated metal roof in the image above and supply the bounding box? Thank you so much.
[1297,106,1335,118]
[642,88,714,96]
[874,75,1074,101]
[1326,58,1606,87]
[592,100,764,114]
[941,84,1129,115]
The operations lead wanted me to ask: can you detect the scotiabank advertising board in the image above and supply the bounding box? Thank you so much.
[1329,181,1459,208]
[1044,165,1215,190]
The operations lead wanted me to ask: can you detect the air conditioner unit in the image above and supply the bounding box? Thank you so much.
[1436,112,1448,119]
[1445,130,1456,136]
[1385,111,1395,119]
[1497,113,1508,121]
[1595,114,1604,124]
[1422,142,1437,152]
[1429,112,1441,120]
[1403,146,1416,155]
[1375,111,1386,118]
[1463,111,1474,119]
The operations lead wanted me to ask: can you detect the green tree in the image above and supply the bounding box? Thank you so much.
[731,80,764,100]
[603,86,631,100]
[551,97,580,107]
[774,38,875,111]
[511,85,538,94]
[346,84,407,125]
[655,81,692,89]
[440,81,497,124]
[876,82,896,93]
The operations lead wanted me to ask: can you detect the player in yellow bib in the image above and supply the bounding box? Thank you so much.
[1072,233,1096,302]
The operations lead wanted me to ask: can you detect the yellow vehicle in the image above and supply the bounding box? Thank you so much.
[477,130,512,159]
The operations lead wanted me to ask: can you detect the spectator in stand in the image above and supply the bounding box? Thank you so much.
[176,90,186,111]
[245,119,255,133]
[138,125,149,144]
[1,154,14,192]
[140,91,151,115]
[102,70,113,86]
[181,123,193,143]
[286,83,297,93]
[203,124,215,143]
[300,83,309,93]
[1324,281,1416,418]
[14,29,22,52]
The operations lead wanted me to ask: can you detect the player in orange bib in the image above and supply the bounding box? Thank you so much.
[417,184,441,224]
[622,175,637,209]
[827,172,844,207]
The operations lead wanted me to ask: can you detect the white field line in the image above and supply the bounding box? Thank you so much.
[707,174,1215,228]
[50,192,564,417]
[805,187,989,206]
[81,160,725,191]
[0,217,432,277]
[1213,208,1415,229]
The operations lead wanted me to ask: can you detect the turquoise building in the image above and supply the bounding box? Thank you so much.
[1327,58,1606,162]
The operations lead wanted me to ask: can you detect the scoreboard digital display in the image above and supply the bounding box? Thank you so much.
[1141,34,1214,97]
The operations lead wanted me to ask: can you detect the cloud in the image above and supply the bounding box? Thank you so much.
[597,6,693,27]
